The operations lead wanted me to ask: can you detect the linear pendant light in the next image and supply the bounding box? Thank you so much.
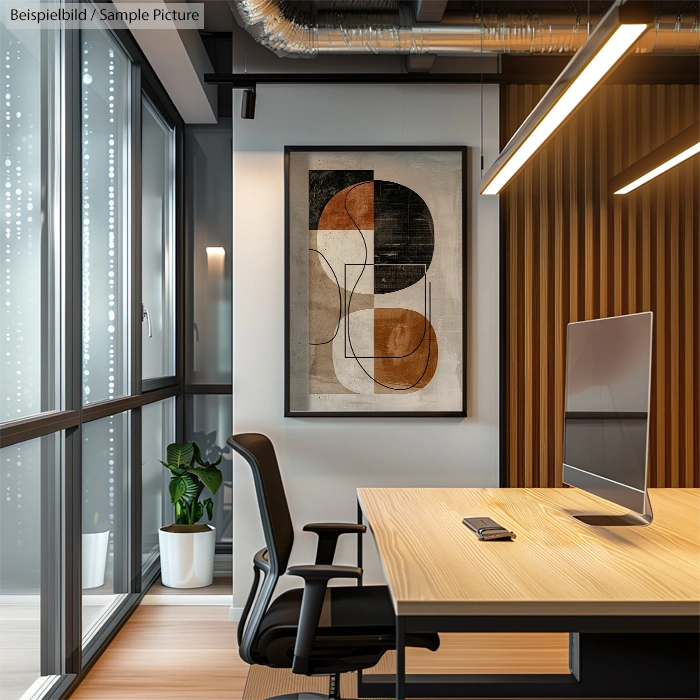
[611,121,700,194]
[480,1,652,196]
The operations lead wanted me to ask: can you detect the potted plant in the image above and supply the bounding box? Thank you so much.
[158,440,223,588]
[82,511,110,589]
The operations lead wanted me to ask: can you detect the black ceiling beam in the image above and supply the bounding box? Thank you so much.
[206,55,699,90]
[204,72,560,88]
[500,55,700,85]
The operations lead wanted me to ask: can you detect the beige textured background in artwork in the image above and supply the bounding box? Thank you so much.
[289,150,464,413]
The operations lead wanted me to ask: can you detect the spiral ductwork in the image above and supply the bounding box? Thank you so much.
[229,0,700,58]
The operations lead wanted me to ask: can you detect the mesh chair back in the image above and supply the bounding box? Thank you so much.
[228,433,295,578]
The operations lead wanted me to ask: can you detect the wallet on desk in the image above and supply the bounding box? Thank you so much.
[462,516,516,541]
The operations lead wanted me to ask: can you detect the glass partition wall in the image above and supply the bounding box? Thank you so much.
[184,123,233,548]
[0,14,185,700]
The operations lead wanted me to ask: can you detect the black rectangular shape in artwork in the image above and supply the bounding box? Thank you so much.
[308,170,373,229]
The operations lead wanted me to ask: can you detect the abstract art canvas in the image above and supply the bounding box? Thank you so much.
[285,147,466,417]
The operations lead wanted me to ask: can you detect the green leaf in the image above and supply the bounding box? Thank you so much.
[203,498,214,521]
[188,467,223,496]
[181,475,199,502]
[169,476,187,504]
[168,474,198,505]
[194,501,204,524]
[166,442,194,468]
[160,460,186,476]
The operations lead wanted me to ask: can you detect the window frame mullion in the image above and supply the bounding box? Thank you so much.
[63,20,83,679]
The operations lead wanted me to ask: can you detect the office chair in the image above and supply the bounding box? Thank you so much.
[227,433,440,700]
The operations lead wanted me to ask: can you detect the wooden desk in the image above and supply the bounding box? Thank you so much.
[356,487,700,699]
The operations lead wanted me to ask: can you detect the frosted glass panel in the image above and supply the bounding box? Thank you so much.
[81,29,131,404]
[185,123,232,384]
[142,99,175,380]
[141,398,175,568]
[82,413,129,643]
[0,435,55,700]
[1,17,58,422]
[187,394,232,542]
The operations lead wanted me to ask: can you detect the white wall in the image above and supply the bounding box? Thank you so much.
[232,84,500,609]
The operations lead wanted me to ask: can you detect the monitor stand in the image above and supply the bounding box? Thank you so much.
[573,492,653,527]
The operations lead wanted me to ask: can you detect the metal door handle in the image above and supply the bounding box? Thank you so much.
[142,303,153,338]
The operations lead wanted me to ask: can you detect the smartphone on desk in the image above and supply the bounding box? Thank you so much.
[462,516,516,541]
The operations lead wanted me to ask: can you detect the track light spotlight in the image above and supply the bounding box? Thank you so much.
[241,87,257,120]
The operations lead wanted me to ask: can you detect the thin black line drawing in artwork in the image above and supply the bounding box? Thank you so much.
[344,264,427,359]
[308,247,342,346]
[343,181,372,361]
[343,183,435,392]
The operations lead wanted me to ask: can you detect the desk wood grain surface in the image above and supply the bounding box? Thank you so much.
[357,488,700,617]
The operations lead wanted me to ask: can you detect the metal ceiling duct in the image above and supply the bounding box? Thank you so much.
[229,0,700,58]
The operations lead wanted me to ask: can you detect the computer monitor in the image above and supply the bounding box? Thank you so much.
[562,312,653,526]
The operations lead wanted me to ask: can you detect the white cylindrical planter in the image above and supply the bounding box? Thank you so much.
[159,524,216,588]
[82,531,110,589]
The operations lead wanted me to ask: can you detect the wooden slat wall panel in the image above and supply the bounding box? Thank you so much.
[503,84,700,488]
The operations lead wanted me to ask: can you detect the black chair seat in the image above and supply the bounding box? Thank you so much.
[256,584,439,671]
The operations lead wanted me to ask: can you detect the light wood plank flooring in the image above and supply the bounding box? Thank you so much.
[71,606,242,700]
[72,603,569,699]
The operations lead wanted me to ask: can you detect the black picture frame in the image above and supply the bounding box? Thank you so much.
[284,145,468,418]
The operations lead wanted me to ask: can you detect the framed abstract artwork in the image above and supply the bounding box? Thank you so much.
[285,146,467,417]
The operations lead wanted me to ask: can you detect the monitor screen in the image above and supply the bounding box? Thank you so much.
[563,312,653,513]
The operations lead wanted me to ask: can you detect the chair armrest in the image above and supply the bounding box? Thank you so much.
[303,522,367,535]
[303,522,367,565]
[287,564,362,581]
[286,564,363,674]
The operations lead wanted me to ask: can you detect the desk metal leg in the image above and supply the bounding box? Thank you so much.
[395,616,406,700]
[356,499,364,693]
[356,500,363,587]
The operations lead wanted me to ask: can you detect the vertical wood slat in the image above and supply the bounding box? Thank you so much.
[553,129,565,488]
[503,83,700,488]
[694,150,700,489]
[669,130,680,488]
[683,152,697,489]
[626,85,638,315]
[654,86,666,487]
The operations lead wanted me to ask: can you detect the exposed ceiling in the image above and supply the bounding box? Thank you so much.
[222,0,699,58]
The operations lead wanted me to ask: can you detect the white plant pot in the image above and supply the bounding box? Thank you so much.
[82,531,110,590]
[159,525,216,588]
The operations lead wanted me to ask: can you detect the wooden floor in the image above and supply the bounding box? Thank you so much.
[72,602,569,699]
[71,606,243,700]
[0,557,234,700]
